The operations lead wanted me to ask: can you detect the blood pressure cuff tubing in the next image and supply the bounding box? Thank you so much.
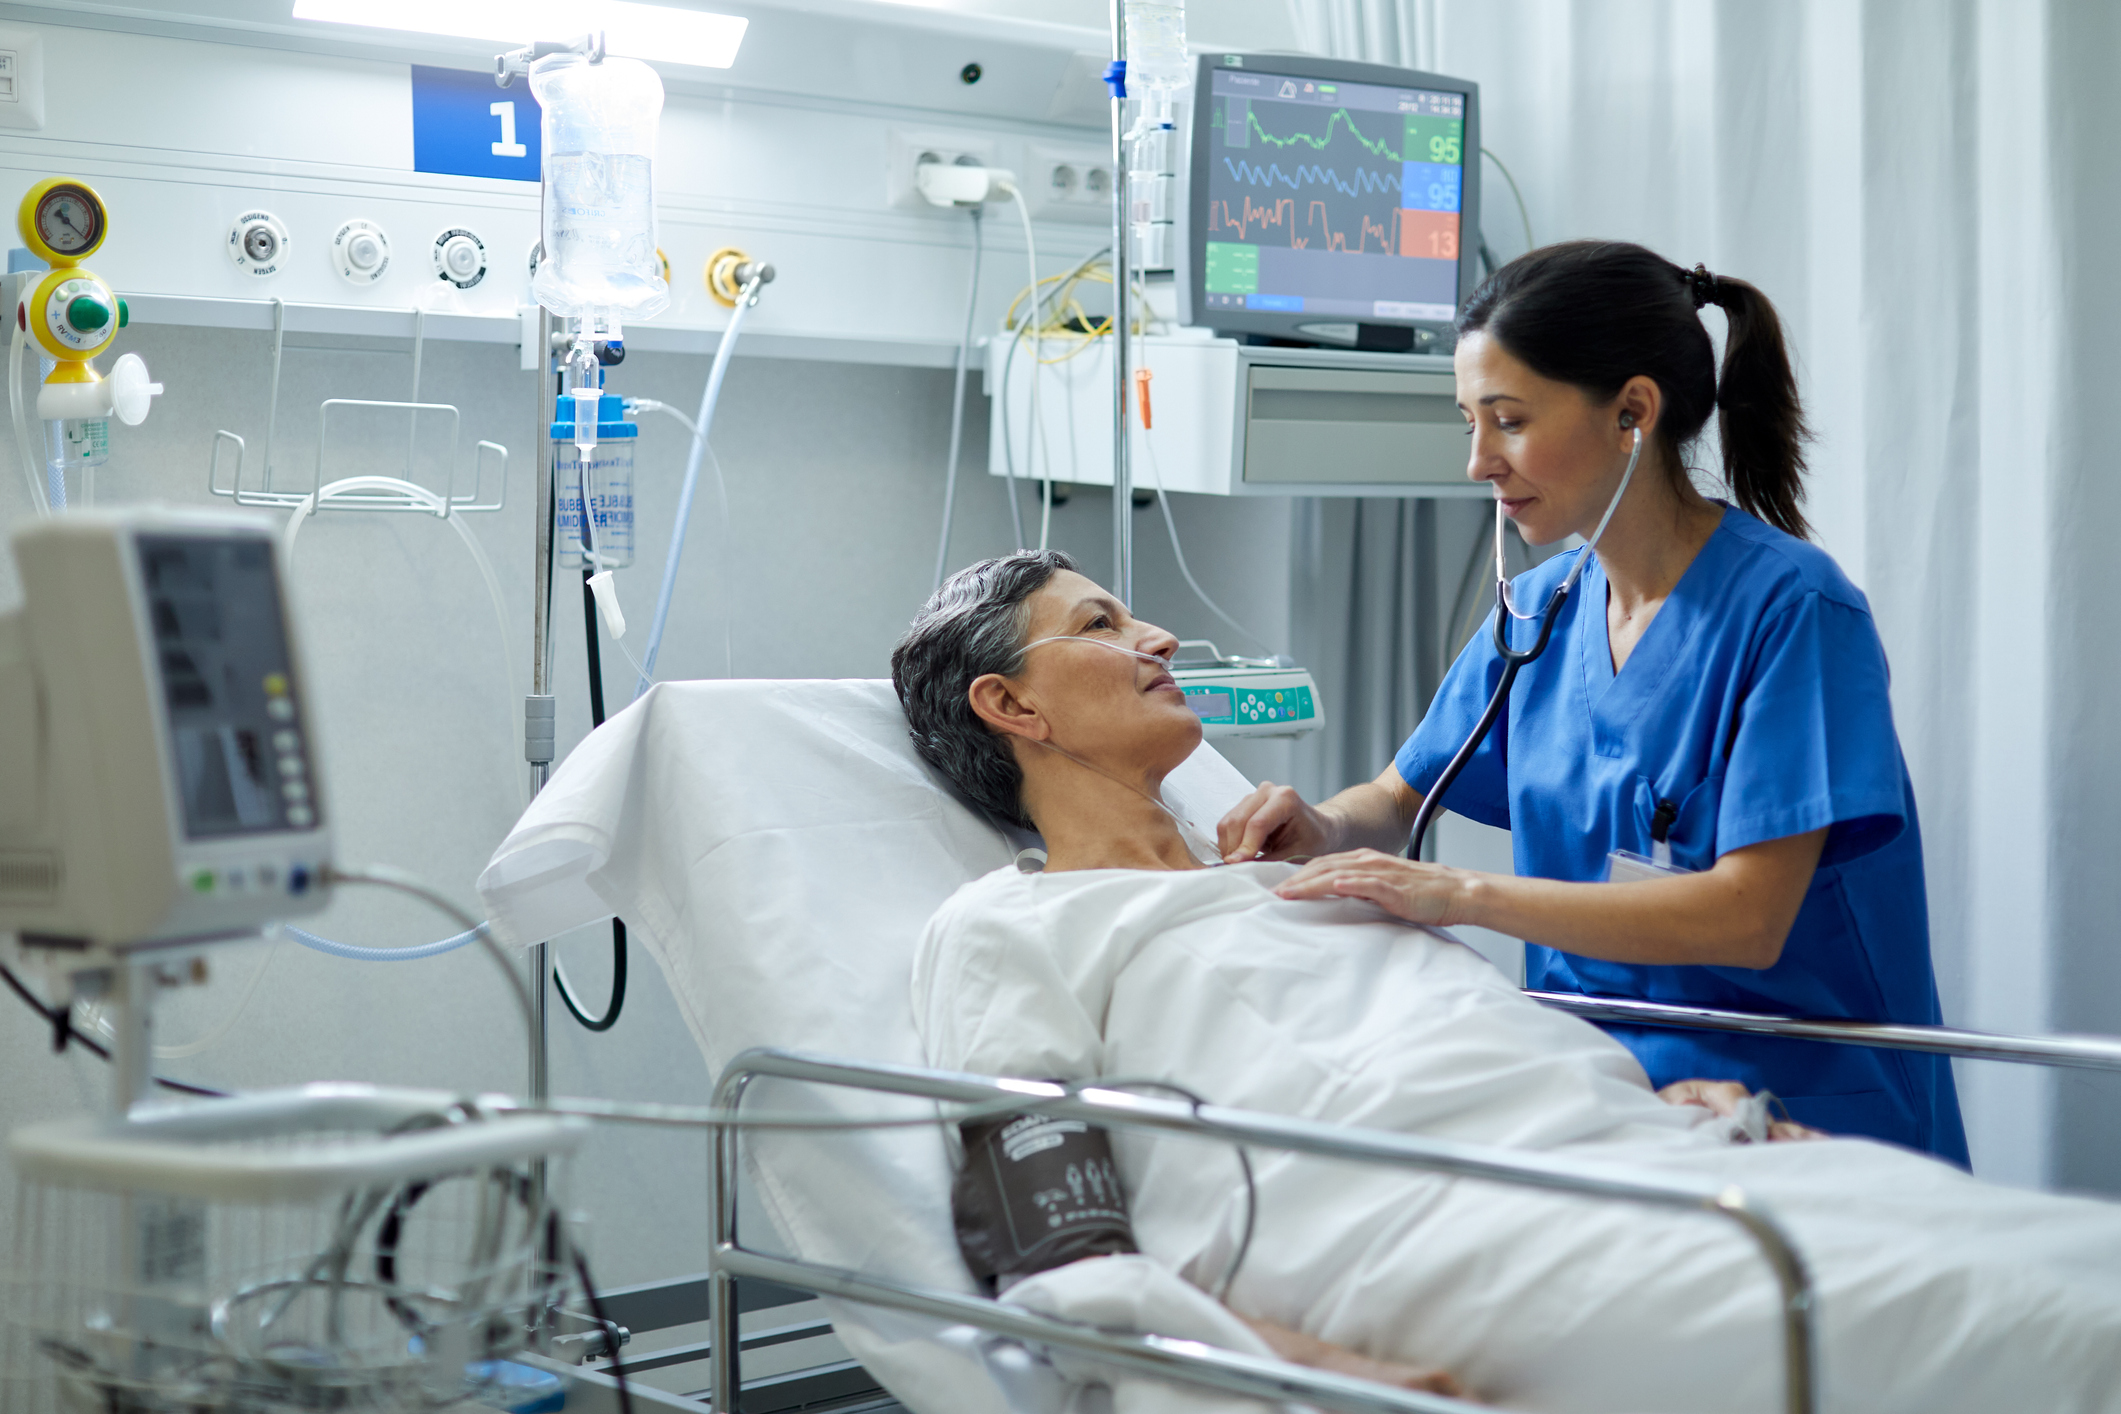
[953,1109,1138,1293]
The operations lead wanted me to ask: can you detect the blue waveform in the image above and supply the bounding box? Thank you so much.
[1220,157,1401,198]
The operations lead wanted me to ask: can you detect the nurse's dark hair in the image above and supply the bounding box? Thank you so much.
[1458,240,1812,540]
[892,550,1078,831]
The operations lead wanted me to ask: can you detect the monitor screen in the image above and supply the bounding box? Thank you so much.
[1184,54,1478,346]
[138,533,321,839]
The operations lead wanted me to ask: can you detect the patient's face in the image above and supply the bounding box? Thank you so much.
[1012,571,1201,774]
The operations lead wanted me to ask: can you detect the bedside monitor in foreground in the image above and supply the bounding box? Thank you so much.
[1181,52,1481,352]
[0,509,332,960]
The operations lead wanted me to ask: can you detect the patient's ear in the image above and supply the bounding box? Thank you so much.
[967,672,1048,741]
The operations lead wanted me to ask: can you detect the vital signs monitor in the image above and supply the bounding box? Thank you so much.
[0,509,331,959]
[1180,52,1482,351]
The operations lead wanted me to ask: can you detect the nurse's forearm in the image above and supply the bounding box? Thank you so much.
[1316,764,1426,855]
[1451,828,1828,969]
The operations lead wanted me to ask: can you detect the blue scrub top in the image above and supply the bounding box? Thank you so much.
[1395,505,1968,1163]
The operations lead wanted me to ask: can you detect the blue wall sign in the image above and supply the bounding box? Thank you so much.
[411,65,543,182]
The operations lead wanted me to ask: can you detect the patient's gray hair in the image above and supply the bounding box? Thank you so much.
[892,551,1078,830]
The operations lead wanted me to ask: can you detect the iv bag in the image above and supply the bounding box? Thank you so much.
[1123,0,1189,94]
[530,52,671,323]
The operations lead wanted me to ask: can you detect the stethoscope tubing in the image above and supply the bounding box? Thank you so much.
[1403,428,1642,861]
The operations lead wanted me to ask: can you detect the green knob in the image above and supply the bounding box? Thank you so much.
[65,293,111,334]
[117,298,129,329]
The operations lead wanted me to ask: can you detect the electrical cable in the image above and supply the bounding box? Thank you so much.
[637,277,759,697]
[323,865,535,1044]
[1077,1076,1255,1302]
[0,958,229,1098]
[932,206,985,594]
[1004,184,1047,550]
[1140,430,1275,655]
[1480,147,1535,255]
[282,924,484,962]
[554,565,627,1033]
[996,248,1109,555]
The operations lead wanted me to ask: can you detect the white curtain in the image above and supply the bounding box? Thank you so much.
[1287,0,2116,1190]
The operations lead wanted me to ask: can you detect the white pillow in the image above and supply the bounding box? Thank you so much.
[478,679,1254,1411]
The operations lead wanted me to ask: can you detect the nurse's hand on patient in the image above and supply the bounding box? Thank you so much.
[1270,849,1468,926]
[1219,782,1338,863]
[1658,1079,1827,1142]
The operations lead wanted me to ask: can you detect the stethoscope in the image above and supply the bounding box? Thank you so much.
[1405,423,1645,859]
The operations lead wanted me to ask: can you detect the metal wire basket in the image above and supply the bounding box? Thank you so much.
[3,1084,587,1413]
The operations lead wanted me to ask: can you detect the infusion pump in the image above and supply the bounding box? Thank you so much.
[0,510,331,961]
[1172,659,1322,739]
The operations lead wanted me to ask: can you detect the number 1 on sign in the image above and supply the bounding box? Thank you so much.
[490,101,527,159]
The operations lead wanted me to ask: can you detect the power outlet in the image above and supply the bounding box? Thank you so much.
[1025,144,1115,225]
[0,26,46,131]
[887,130,1000,211]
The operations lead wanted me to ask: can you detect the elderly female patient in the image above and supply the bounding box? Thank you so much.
[891,550,2121,1414]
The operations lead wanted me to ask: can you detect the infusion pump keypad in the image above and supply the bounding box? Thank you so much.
[1183,682,1317,727]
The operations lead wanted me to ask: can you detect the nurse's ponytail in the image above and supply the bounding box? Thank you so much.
[1459,242,1813,540]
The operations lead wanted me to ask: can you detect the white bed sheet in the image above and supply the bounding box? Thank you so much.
[477,679,1256,1412]
[917,861,2121,1412]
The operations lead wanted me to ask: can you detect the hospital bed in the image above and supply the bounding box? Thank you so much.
[478,679,2121,1414]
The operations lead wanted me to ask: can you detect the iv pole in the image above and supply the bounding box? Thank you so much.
[1108,0,1133,607]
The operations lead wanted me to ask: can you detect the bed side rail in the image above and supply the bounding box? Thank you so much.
[1529,991,2121,1070]
[708,1048,1817,1414]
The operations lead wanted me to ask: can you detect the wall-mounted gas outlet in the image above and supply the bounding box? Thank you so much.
[887,130,1000,212]
[1025,143,1116,225]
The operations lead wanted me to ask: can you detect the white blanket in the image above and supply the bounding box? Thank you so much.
[914,862,2121,1413]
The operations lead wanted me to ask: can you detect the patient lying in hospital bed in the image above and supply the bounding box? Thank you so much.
[896,550,2121,1413]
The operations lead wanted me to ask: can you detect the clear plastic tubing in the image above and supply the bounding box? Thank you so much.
[634,286,757,698]
[284,924,484,962]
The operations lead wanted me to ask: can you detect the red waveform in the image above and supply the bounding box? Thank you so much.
[1210,196,1401,254]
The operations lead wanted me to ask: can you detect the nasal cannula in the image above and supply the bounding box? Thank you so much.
[1404,426,1645,859]
[1017,634,1226,865]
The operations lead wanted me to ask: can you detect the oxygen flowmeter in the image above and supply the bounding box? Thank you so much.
[13,177,163,481]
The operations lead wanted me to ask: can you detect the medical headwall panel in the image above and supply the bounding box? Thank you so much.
[1,11,1115,366]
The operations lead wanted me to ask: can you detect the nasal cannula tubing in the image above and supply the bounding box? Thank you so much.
[1016,634,1224,864]
[1406,427,1644,860]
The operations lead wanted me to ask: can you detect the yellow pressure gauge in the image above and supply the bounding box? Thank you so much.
[18,177,108,267]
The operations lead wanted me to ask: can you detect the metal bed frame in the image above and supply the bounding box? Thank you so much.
[681,999,2121,1414]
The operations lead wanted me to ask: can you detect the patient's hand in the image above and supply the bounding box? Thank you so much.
[1659,1079,1826,1142]
[1238,1315,1469,1398]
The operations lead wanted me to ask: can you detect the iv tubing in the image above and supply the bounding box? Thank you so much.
[932,207,985,593]
[274,482,522,964]
[8,325,49,517]
[636,276,759,697]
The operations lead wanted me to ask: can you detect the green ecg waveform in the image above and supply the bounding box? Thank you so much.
[1246,106,1401,163]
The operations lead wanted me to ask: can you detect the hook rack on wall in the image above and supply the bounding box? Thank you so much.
[207,301,507,518]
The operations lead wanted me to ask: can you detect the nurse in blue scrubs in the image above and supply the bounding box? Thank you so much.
[1219,240,1968,1163]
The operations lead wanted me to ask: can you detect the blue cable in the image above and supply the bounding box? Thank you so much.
[283,924,486,962]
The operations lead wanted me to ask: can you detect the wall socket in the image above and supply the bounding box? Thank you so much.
[886,129,1000,211]
[1024,143,1116,224]
[0,26,46,131]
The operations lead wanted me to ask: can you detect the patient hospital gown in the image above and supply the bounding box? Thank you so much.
[913,862,2121,1414]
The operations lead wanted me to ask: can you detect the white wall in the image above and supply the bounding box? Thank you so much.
[0,309,1300,1286]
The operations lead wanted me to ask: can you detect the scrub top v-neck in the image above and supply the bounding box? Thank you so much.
[1395,504,1968,1163]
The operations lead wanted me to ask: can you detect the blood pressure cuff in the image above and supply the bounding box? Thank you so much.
[953,1110,1138,1293]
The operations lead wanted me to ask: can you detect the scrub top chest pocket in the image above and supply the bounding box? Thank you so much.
[1609,771,1724,881]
